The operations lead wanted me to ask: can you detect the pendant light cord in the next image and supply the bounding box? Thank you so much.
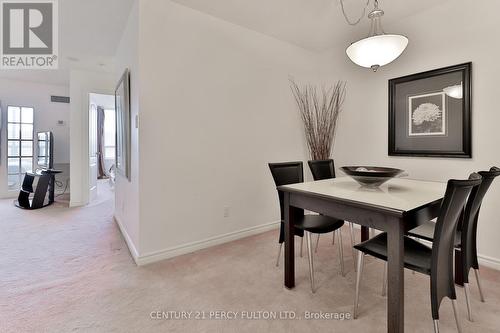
[340,0,371,26]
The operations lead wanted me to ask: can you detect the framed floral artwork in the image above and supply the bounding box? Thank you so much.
[388,63,471,158]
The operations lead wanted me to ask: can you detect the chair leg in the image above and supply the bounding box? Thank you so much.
[306,232,315,293]
[349,222,356,272]
[300,236,303,258]
[315,234,320,253]
[353,250,364,319]
[410,236,418,275]
[451,299,463,333]
[338,229,345,276]
[275,243,283,267]
[474,269,486,302]
[464,283,473,321]
[381,262,387,296]
[433,320,439,333]
[332,231,335,245]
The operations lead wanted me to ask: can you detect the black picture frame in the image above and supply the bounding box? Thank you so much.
[388,62,472,158]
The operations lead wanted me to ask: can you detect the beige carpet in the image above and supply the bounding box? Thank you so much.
[1,191,500,333]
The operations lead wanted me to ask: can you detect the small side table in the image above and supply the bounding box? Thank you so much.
[14,169,62,209]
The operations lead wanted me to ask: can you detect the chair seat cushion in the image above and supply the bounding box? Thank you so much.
[295,215,344,234]
[407,221,461,247]
[353,233,433,275]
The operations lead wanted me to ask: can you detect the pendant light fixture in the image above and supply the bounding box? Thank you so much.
[341,0,408,71]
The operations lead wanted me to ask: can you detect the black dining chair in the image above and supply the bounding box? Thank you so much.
[308,159,357,268]
[269,161,346,293]
[407,166,500,321]
[353,173,482,333]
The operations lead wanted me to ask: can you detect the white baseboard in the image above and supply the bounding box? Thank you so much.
[0,192,18,199]
[114,216,500,271]
[114,215,140,264]
[477,253,500,271]
[135,221,280,266]
[69,200,86,207]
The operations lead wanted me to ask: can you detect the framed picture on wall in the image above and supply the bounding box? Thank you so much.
[388,62,472,158]
[115,68,131,180]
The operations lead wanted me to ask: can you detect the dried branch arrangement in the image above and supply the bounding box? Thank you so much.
[290,79,347,160]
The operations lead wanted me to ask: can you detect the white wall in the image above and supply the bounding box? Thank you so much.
[113,0,140,257]
[135,1,319,260]
[69,70,116,207]
[327,0,500,267]
[0,79,70,198]
[113,0,500,268]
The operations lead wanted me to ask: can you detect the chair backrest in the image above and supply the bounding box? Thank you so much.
[308,159,335,181]
[430,173,482,318]
[461,166,500,279]
[268,162,304,221]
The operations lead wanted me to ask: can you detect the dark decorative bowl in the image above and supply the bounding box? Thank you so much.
[340,166,405,187]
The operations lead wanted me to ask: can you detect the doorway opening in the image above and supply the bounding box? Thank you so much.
[88,93,115,204]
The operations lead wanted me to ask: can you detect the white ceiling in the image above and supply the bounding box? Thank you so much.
[0,0,134,86]
[172,0,450,51]
[0,0,451,86]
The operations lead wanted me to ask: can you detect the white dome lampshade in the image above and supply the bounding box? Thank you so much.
[342,0,409,72]
[346,34,408,71]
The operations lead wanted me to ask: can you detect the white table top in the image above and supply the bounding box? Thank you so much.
[279,177,447,213]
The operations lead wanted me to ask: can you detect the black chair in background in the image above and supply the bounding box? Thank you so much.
[269,161,347,292]
[269,161,305,266]
[308,159,357,269]
[407,166,500,321]
[308,159,336,181]
[353,173,482,333]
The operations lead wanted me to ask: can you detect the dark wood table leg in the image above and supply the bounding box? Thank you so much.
[284,192,295,289]
[361,226,369,241]
[387,218,405,333]
[454,248,464,286]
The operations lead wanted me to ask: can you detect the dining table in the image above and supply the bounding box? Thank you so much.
[278,176,448,333]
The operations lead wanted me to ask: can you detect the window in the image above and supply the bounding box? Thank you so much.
[104,109,116,160]
[7,106,34,190]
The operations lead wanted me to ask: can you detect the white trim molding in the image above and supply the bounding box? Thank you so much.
[0,192,18,200]
[69,200,86,208]
[478,253,500,271]
[416,239,500,271]
[114,215,140,263]
[135,221,280,266]
[114,217,500,271]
